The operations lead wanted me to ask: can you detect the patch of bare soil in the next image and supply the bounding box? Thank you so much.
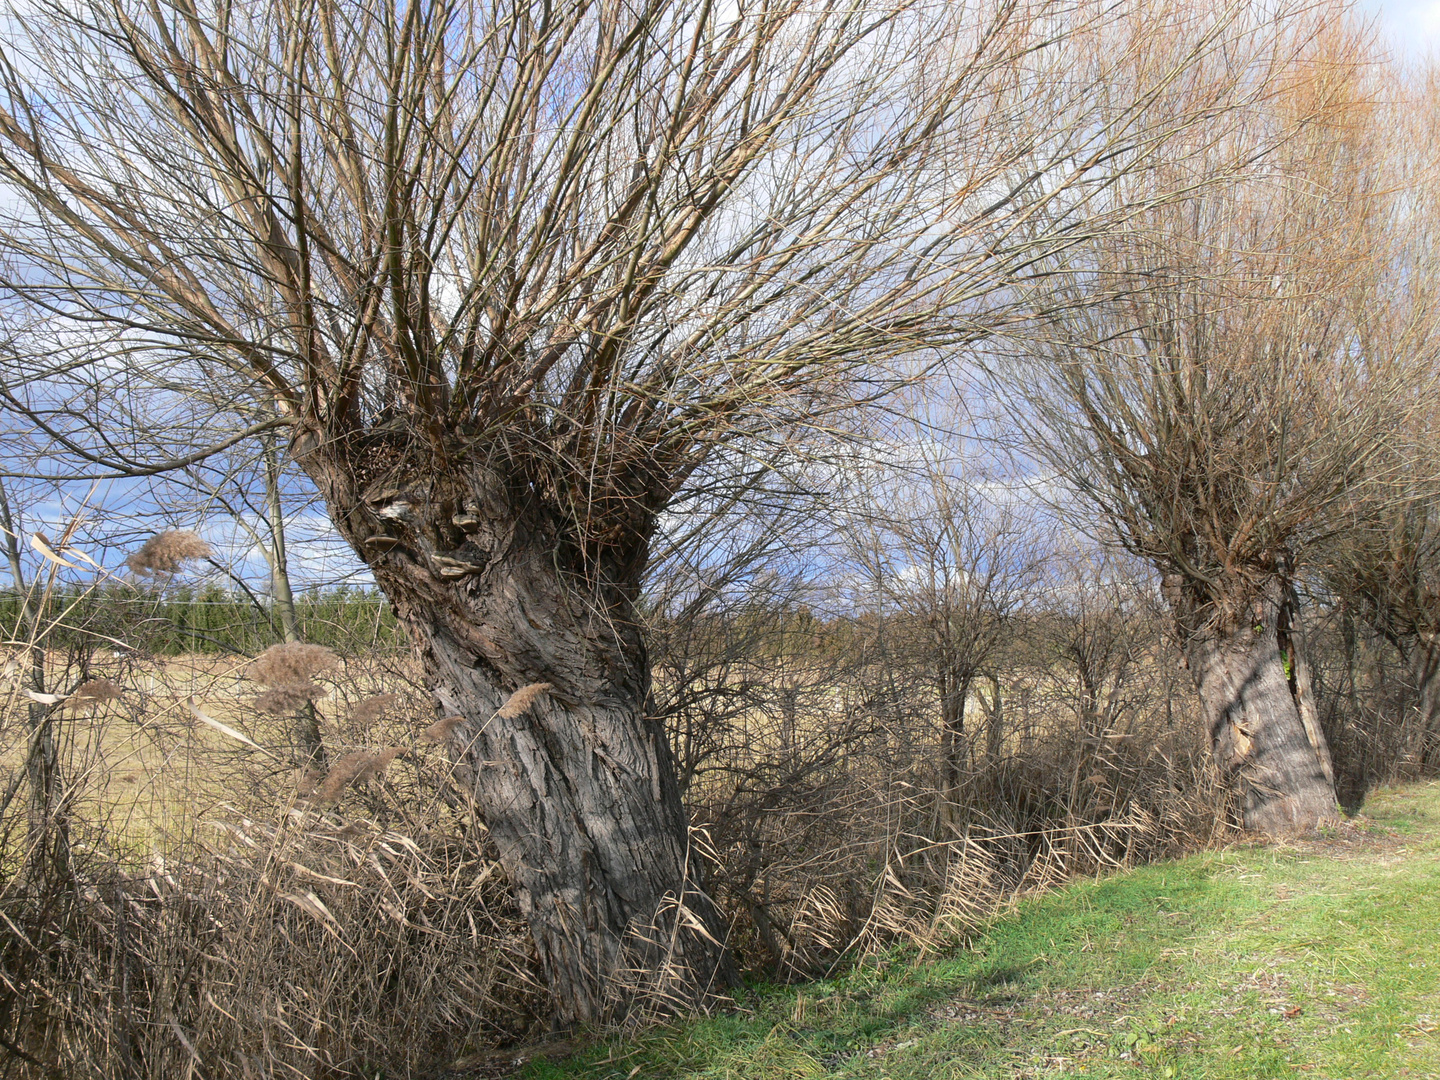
[1279,816,1410,860]
[427,1038,588,1079]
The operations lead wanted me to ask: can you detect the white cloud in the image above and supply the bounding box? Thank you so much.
[1360,0,1440,61]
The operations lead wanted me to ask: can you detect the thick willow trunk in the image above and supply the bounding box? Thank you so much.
[1405,640,1440,770]
[309,458,733,1024]
[1171,578,1338,835]
[938,668,970,799]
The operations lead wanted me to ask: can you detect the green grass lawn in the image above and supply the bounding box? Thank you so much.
[524,782,1440,1079]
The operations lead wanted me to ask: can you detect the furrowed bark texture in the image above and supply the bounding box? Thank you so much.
[307,458,733,1024]
[1165,575,1339,835]
[1405,640,1440,770]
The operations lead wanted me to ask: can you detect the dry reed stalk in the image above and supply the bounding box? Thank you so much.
[124,530,212,575]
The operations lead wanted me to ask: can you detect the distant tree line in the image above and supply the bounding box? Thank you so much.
[0,585,400,656]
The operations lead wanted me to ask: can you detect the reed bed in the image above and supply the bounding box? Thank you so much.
[1,568,1429,1077]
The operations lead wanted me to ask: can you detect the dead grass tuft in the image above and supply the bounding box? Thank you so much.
[124,530,212,575]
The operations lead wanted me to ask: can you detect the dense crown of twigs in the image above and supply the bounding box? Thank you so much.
[0,0,1315,573]
[1001,33,1440,631]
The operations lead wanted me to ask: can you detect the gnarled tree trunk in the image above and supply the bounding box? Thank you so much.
[1168,575,1338,835]
[309,457,734,1025]
[1403,638,1440,770]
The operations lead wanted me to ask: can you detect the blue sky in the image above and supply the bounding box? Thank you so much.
[6,0,1437,598]
[1361,0,1440,59]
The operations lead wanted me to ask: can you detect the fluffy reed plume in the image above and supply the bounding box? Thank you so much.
[249,643,339,687]
[255,684,325,714]
[315,750,374,803]
[495,683,552,720]
[350,693,399,724]
[420,716,466,744]
[124,530,212,575]
[65,678,123,706]
[416,686,548,747]
[355,747,406,785]
[296,766,324,797]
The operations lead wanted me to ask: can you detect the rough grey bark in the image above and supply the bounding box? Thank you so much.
[306,455,733,1025]
[1167,576,1338,835]
[1403,639,1440,769]
[938,668,971,798]
[1277,594,1336,789]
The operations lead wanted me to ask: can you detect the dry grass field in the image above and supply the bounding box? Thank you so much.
[0,587,1422,1077]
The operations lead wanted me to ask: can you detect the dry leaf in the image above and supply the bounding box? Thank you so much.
[281,890,338,928]
[30,533,79,569]
[188,698,278,760]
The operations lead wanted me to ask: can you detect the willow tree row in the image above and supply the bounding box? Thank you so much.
[0,0,1386,1020]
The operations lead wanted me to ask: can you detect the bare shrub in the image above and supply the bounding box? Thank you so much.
[0,806,541,1077]
[123,530,212,575]
[0,630,543,1078]
[655,592,1233,979]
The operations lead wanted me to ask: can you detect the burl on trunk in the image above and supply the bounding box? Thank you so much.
[309,453,734,1025]
[1167,575,1339,835]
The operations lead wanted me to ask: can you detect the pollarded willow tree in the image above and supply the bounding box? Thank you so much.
[0,0,1325,1019]
[1005,26,1440,835]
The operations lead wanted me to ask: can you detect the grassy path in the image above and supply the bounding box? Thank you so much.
[521,782,1440,1079]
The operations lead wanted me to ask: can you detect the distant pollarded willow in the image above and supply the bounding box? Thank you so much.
[1004,24,1440,836]
[0,0,1326,1021]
